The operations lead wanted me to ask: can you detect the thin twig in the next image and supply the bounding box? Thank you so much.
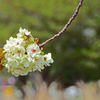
[39,0,84,48]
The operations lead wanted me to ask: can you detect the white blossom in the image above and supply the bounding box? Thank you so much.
[33,55,45,71]
[3,27,54,76]
[17,27,32,38]
[44,53,54,66]
[26,43,41,57]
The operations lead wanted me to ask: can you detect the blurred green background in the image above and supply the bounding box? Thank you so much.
[0,0,100,99]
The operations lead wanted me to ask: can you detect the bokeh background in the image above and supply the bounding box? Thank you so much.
[0,0,100,100]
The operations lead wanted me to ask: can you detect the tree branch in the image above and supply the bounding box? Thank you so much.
[39,0,84,48]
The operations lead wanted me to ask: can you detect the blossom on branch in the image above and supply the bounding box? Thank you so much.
[2,27,54,76]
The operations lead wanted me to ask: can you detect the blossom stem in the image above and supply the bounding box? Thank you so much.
[39,0,84,48]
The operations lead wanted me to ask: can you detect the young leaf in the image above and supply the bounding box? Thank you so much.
[0,48,5,74]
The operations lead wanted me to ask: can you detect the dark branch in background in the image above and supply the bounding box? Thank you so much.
[39,0,84,48]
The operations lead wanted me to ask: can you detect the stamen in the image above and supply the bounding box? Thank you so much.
[17,42,19,45]
[17,50,21,53]
[32,49,36,53]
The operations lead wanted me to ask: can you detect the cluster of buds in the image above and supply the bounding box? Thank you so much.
[3,27,54,76]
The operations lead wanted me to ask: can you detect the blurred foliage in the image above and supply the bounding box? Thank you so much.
[0,0,100,87]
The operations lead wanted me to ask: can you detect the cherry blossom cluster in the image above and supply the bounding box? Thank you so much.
[3,27,54,76]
